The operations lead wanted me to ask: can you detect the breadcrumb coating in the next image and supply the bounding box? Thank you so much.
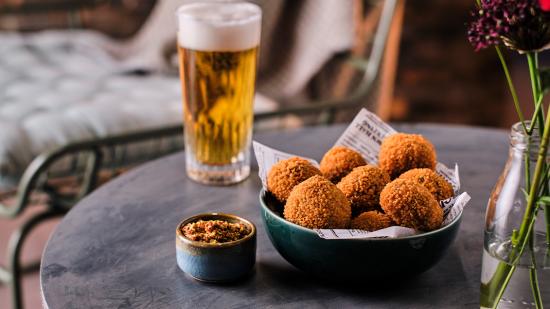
[398,168,454,201]
[337,165,390,215]
[380,179,443,231]
[320,146,366,183]
[350,211,393,231]
[284,175,351,229]
[378,133,437,179]
[267,157,321,202]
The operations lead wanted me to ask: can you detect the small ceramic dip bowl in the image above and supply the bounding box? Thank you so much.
[175,213,256,282]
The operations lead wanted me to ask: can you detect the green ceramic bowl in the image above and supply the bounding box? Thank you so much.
[259,189,462,281]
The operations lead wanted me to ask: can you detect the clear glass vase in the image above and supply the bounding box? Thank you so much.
[480,122,550,308]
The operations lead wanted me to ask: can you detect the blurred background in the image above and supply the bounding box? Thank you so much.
[0,0,541,308]
[0,0,531,126]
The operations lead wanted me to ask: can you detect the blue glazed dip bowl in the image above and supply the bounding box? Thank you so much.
[259,189,462,281]
[175,213,256,282]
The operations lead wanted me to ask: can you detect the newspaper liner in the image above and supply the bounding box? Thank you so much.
[253,108,471,240]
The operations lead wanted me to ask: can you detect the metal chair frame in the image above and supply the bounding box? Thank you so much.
[0,0,398,308]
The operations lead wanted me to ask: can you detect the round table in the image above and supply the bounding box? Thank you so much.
[40,124,509,308]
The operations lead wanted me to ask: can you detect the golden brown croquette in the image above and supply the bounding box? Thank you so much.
[350,211,393,231]
[284,175,351,229]
[267,157,321,203]
[337,165,390,215]
[380,179,443,231]
[320,146,366,183]
[378,133,437,179]
[398,168,454,201]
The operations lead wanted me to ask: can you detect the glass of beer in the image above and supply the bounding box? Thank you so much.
[176,2,261,185]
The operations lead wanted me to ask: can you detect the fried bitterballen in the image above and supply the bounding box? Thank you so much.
[378,133,437,179]
[337,165,390,215]
[350,211,393,231]
[284,175,351,229]
[398,168,454,201]
[320,146,366,183]
[380,179,443,231]
[267,157,321,203]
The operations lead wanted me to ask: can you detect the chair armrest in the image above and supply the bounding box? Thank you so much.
[0,125,182,218]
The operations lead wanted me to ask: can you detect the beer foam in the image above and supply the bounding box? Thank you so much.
[177,2,261,52]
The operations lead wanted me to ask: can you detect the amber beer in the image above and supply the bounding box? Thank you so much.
[178,47,258,165]
[177,2,261,185]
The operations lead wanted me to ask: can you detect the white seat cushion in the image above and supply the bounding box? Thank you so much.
[0,30,276,189]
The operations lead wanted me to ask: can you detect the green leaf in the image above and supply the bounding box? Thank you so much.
[540,67,550,94]
[537,196,550,205]
[521,188,529,200]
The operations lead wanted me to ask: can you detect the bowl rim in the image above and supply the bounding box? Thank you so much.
[176,213,256,248]
[259,189,462,241]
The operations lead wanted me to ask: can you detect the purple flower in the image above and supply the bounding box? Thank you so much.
[467,0,550,52]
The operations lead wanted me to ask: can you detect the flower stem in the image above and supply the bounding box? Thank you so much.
[529,261,543,309]
[496,46,527,132]
[529,229,543,309]
[527,53,544,137]
[516,99,549,262]
[486,99,550,309]
[546,203,550,244]
[505,103,550,308]
[527,53,550,245]
[534,53,542,100]
[528,95,544,136]
[480,262,516,309]
[546,162,550,244]
[483,118,549,308]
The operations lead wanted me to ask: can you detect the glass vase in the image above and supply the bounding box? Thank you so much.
[480,122,550,308]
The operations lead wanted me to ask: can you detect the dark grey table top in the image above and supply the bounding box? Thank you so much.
[41,123,509,309]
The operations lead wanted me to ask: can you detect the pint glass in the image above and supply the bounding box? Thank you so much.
[177,2,261,185]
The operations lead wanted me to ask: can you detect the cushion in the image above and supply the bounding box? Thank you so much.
[0,30,275,189]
